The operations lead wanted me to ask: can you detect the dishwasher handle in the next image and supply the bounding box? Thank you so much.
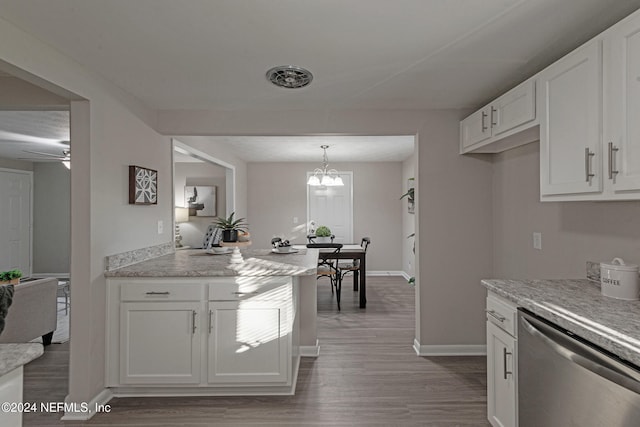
[520,315,640,395]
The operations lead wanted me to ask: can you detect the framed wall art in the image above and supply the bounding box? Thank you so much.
[129,165,158,205]
[185,185,216,216]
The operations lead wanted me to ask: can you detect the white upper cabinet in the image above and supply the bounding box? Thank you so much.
[604,11,640,194]
[460,79,538,154]
[460,106,493,150]
[540,8,640,201]
[539,41,603,197]
[492,79,536,138]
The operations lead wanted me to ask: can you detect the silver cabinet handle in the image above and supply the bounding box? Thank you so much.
[145,291,170,295]
[585,147,595,182]
[232,291,259,295]
[208,309,213,333]
[503,347,512,379]
[192,310,197,334]
[486,309,506,323]
[608,142,619,179]
[491,107,497,127]
[481,111,488,132]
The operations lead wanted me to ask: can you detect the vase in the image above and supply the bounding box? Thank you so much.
[222,230,238,242]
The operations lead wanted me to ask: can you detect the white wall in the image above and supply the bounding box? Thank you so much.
[33,162,70,274]
[0,15,172,411]
[0,158,33,171]
[247,161,404,271]
[493,142,640,278]
[174,162,226,248]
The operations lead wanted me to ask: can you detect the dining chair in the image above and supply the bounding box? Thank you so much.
[306,234,335,243]
[339,237,371,291]
[307,243,344,310]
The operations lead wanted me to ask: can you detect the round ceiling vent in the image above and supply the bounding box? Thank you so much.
[266,65,313,89]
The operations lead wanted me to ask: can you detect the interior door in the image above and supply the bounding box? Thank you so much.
[307,172,353,243]
[0,169,31,275]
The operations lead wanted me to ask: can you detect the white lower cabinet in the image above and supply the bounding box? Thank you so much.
[106,277,297,394]
[486,294,517,427]
[208,300,290,384]
[120,301,201,384]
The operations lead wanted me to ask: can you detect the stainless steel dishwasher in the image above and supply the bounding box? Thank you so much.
[518,309,640,427]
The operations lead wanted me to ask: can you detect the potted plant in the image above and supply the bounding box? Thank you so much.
[0,269,22,285]
[214,212,249,242]
[315,225,332,243]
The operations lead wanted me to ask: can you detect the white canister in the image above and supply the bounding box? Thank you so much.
[600,258,640,300]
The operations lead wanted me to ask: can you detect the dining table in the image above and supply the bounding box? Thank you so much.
[317,244,367,308]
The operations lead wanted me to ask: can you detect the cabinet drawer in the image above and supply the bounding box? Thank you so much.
[208,277,292,301]
[120,282,205,302]
[486,294,517,337]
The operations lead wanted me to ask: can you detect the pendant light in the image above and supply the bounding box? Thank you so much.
[307,145,344,186]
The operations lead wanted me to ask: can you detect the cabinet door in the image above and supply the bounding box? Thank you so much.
[539,41,603,196]
[492,80,536,137]
[487,321,517,427]
[605,12,640,192]
[208,300,290,384]
[460,106,492,150]
[120,301,201,384]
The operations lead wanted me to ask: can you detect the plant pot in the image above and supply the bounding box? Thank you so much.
[316,236,331,243]
[222,230,238,242]
[0,278,19,285]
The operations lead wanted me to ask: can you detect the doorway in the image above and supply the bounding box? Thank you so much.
[0,168,32,275]
[172,139,236,248]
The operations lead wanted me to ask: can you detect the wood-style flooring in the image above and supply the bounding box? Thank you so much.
[23,275,490,426]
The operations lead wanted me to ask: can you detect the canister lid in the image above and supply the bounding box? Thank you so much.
[601,257,639,272]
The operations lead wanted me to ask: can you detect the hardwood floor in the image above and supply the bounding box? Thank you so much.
[23,276,490,426]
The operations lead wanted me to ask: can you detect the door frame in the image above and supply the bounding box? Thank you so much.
[0,167,33,277]
[306,171,353,242]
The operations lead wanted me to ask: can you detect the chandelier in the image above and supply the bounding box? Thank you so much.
[307,145,344,186]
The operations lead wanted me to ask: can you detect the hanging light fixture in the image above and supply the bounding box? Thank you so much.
[307,145,344,186]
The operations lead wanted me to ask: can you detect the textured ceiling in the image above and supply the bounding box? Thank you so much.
[0,111,70,161]
[2,0,640,112]
[2,1,640,162]
[194,135,415,163]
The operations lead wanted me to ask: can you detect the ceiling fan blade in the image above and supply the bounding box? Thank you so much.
[21,149,66,158]
[17,158,64,161]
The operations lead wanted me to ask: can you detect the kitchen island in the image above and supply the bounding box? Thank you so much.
[104,247,320,397]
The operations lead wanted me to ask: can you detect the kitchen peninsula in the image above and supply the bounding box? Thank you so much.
[104,247,320,397]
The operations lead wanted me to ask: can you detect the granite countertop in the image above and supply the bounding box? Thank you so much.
[105,248,319,278]
[0,343,43,376]
[482,278,640,367]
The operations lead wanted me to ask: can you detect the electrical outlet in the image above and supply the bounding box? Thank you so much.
[293,217,299,224]
[157,220,164,234]
[533,232,542,250]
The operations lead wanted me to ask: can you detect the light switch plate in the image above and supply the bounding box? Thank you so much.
[533,232,542,250]
[157,220,164,234]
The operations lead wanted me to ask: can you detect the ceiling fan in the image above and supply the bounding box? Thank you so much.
[19,148,71,168]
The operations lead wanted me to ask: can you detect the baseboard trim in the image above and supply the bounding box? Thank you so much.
[399,271,411,281]
[366,271,407,277]
[61,388,113,421]
[299,340,320,357]
[413,339,486,356]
